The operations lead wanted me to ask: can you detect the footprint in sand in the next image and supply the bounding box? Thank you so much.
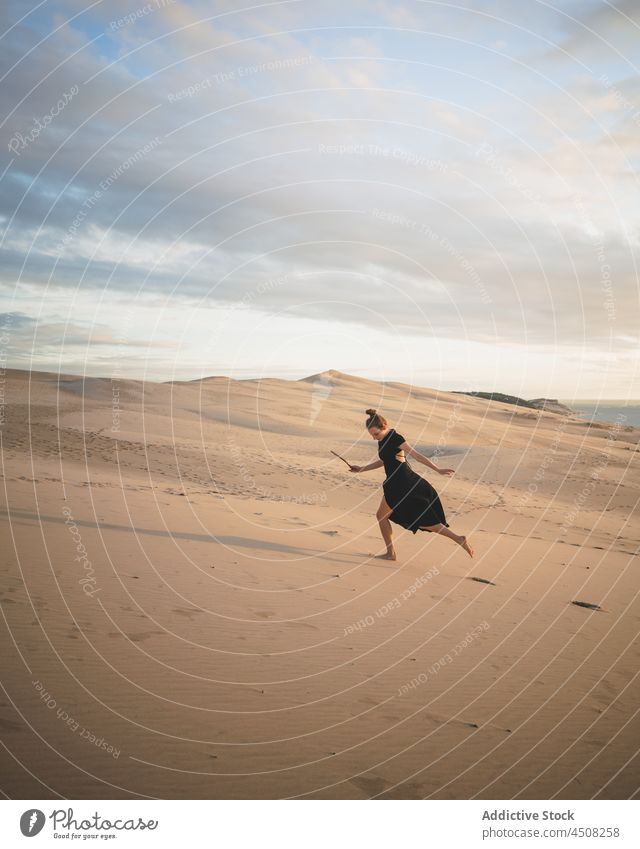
[127,631,164,642]
[109,631,163,642]
[173,608,203,619]
[383,780,434,800]
[349,775,393,797]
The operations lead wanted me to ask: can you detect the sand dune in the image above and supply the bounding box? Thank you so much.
[1,367,639,799]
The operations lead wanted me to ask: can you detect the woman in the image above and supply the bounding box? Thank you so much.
[350,409,474,561]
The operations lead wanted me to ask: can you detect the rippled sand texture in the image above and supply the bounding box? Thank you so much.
[1,368,639,799]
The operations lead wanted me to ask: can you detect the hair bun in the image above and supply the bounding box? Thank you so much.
[365,408,377,416]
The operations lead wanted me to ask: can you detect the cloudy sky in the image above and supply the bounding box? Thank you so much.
[1,0,639,398]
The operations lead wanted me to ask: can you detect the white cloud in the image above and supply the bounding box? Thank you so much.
[1,0,638,395]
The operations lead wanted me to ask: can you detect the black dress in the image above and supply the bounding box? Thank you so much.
[378,428,450,534]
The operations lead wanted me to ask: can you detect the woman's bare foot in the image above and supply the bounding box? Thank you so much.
[459,535,474,558]
[375,548,397,561]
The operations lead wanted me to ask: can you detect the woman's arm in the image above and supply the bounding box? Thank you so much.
[350,459,384,473]
[399,442,455,476]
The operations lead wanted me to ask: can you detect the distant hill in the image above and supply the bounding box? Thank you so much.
[452,391,575,416]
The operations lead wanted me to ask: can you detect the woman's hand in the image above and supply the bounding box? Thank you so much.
[349,465,362,473]
[438,468,455,476]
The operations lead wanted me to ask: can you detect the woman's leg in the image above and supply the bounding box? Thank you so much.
[419,523,475,557]
[376,495,397,560]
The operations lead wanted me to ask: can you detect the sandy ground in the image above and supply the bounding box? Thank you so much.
[1,367,639,800]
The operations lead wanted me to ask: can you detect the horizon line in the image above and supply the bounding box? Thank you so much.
[4,366,639,403]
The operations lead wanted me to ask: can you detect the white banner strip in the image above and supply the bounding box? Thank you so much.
[1,799,638,848]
